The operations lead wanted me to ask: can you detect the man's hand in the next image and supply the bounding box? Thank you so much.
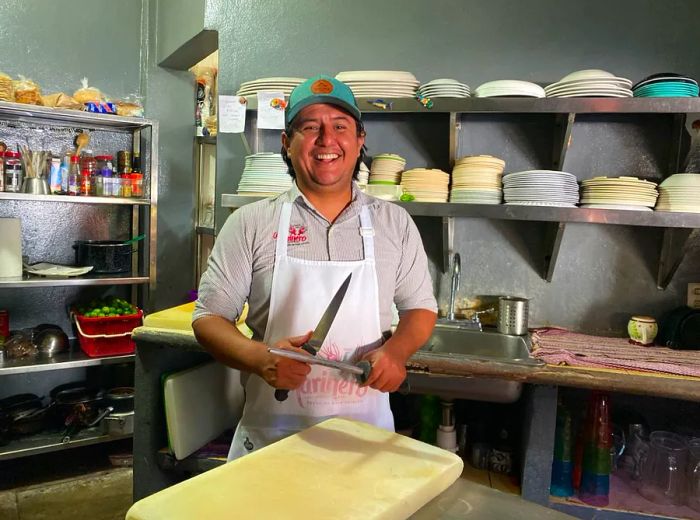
[258,331,313,389]
[360,345,408,393]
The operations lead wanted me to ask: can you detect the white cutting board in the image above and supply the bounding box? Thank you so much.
[163,361,244,460]
[127,417,464,520]
[0,218,22,278]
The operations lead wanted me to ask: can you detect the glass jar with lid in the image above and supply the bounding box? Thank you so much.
[95,154,114,196]
[4,151,23,193]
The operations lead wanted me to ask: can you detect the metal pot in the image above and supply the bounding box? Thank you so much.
[32,324,69,358]
[106,387,134,413]
[52,387,113,442]
[103,411,134,435]
[73,240,132,274]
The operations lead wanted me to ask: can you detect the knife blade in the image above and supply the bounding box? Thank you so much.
[274,273,353,401]
[304,273,352,352]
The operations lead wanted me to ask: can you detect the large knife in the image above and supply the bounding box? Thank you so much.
[273,273,352,402]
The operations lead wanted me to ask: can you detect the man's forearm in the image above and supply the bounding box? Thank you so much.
[384,308,437,361]
[192,315,268,375]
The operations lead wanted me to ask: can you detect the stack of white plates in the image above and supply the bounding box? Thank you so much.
[503,170,579,207]
[580,176,658,211]
[357,162,370,186]
[417,79,470,98]
[236,153,293,195]
[369,154,406,185]
[474,80,545,98]
[401,168,450,202]
[236,77,306,96]
[655,174,700,213]
[450,155,504,204]
[335,71,419,98]
[545,69,633,98]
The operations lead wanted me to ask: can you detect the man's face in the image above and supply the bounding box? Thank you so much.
[282,104,364,191]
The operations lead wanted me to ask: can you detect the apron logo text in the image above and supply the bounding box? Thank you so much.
[272,224,308,244]
[295,370,368,408]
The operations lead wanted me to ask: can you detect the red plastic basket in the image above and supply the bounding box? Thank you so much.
[74,309,143,357]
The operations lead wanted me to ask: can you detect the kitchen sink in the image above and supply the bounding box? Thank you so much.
[406,324,540,403]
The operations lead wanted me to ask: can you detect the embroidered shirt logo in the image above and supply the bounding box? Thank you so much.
[272,224,308,245]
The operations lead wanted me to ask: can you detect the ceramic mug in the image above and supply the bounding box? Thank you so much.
[628,316,658,346]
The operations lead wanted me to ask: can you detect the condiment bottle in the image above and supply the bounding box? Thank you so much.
[80,151,96,196]
[4,151,23,193]
[68,155,81,196]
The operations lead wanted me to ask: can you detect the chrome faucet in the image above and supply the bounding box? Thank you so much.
[447,253,460,321]
[438,253,489,331]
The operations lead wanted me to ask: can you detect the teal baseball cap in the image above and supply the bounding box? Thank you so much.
[285,74,361,126]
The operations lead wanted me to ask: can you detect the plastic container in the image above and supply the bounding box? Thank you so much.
[67,155,80,196]
[80,152,96,196]
[74,309,143,357]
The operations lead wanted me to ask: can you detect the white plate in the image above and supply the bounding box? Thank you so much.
[580,204,653,211]
[24,263,94,277]
[560,69,617,82]
[505,201,577,207]
[546,77,633,90]
[336,71,418,82]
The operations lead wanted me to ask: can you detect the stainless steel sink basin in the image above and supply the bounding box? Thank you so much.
[406,324,540,403]
[421,324,536,363]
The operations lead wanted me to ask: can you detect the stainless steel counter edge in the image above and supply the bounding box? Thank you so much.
[132,327,700,402]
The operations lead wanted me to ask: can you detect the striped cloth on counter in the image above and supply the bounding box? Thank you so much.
[531,327,700,377]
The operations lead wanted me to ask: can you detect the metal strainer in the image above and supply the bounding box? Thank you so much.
[497,296,529,335]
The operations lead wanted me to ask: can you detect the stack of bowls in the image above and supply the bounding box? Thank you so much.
[417,79,470,98]
[655,174,700,213]
[633,73,699,98]
[474,80,545,98]
[368,154,405,185]
[450,155,504,204]
[545,69,632,98]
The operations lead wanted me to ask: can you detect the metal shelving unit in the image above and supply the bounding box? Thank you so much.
[0,349,134,376]
[0,101,158,459]
[0,274,149,288]
[0,428,132,461]
[226,96,700,287]
[242,96,700,114]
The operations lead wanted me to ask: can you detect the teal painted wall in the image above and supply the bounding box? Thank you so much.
[0,0,143,98]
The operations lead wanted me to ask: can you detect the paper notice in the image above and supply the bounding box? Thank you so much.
[256,91,286,130]
[219,95,247,133]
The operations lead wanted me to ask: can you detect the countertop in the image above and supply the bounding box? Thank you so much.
[132,326,700,402]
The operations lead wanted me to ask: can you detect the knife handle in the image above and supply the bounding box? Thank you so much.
[355,360,372,384]
[274,343,317,402]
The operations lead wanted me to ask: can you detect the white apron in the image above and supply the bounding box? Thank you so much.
[228,201,394,460]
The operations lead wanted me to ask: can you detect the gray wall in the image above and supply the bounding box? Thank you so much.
[0,0,143,99]
[206,0,700,334]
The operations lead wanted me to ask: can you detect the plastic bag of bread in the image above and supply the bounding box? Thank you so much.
[73,77,104,105]
[42,92,83,110]
[115,96,144,117]
[0,72,14,102]
[14,75,41,105]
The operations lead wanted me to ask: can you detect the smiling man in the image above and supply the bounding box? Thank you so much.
[192,75,437,460]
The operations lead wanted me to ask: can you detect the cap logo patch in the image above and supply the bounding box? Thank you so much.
[310,79,334,94]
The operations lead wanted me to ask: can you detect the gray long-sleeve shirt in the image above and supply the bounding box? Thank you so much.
[193,182,437,341]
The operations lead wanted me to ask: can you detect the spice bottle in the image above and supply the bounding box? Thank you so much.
[80,151,96,196]
[68,155,81,196]
[4,151,23,193]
